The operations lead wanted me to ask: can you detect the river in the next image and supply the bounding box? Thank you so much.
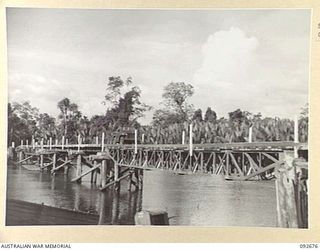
[6,164,277,227]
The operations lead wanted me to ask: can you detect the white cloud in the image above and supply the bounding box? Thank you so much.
[194,27,258,85]
[192,27,308,118]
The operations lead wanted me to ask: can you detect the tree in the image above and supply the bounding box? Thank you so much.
[36,113,56,140]
[7,103,31,146]
[161,82,194,122]
[104,76,151,128]
[57,98,82,141]
[11,101,39,137]
[152,109,181,126]
[228,109,251,142]
[204,107,217,122]
[193,109,203,122]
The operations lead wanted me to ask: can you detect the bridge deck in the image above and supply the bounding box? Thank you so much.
[17,141,307,151]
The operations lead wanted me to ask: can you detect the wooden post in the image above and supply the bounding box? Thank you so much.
[55,139,58,146]
[249,126,253,143]
[138,169,143,190]
[20,140,23,147]
[76,154,82,183]
[32,138,35,149]
[11,141,15,148]
[98,192,106,225]
[49,137,52,150]
[294,116,299,158]
[101,133,105,152]
[18,150,23,162]
[100,159,107,187]
[41,138,44,150]
[189,124,193,157]
[64,155,69,175]
[52,153,56,171]
[114,162,120,191]
[26,140,29,148]
[182,131,185,144]
[62,136,65,150]
[226,151,230,175]
[77,134,81,152]
[142,134,145,144]
[128,171,133,191]
[134,129,138,155]
[275,151,299,228]
[91,160,97,183]
[40,154,44,170]
[96,136,99,145]
[66,138,68,146]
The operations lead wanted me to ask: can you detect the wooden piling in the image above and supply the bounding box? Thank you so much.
[127,170,133,191]
[142,134,145,144]
[101,133,105,152]
[76,154,82,184]
[11,141,15,148]
[114,163,120,191]
[77,134,81,152]
[189,124,193,157]
[249,126,253,143]
[275,151,298,228]
[100,159,107,187]
[62,136,65,150]
[18,150,23,163]
[64,155,69,175]
[96,136,99,145]
[52,153,57,171]
[40,154,44,170]
[91,160,97,183]
[134,130,138,155]
[182,131,185,144]
[294,116,299,158]
[49,137,52,150]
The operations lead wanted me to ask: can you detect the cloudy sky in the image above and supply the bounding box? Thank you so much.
[6,8,310,124]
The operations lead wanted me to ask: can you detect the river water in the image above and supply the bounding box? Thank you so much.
[6,164,277,227]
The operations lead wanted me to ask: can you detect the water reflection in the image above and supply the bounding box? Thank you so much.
[6,164,276,226]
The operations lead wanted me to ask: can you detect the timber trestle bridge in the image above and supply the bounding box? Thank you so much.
[13,141,308,192]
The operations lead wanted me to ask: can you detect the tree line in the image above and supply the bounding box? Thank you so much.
[7,76,308,146]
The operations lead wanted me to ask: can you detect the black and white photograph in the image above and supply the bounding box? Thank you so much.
[6,8,310,228]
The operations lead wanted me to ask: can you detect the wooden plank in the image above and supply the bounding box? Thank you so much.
[227,161,283,181]
[99,172,131,191]
[229,153,244,176]
[71,164,101,182]
[17,155,33,164]
[51,160,72,173]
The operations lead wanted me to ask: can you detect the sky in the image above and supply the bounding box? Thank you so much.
[6,8,311,124]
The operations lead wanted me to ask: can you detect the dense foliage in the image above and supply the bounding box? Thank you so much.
[7,77,308,146]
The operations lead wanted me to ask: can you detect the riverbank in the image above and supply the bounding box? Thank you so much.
[6,199,99,225]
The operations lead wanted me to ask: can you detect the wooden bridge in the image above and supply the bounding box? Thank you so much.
[12,141,307,190]
[9,139,308,228]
